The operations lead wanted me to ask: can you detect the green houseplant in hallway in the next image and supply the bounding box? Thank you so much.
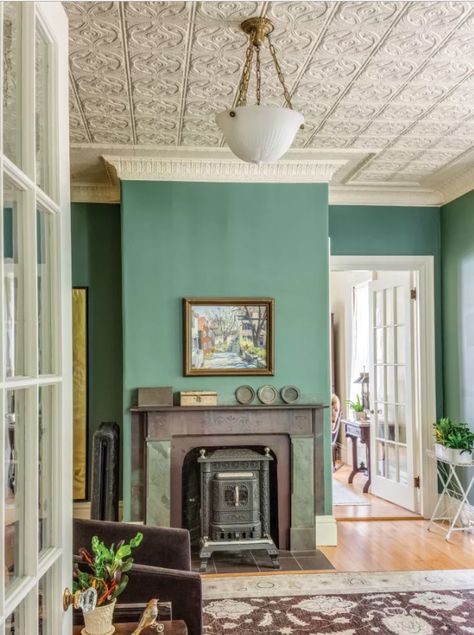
[74,531,143,635]
[434,417,474,464]
[347,394,367,422]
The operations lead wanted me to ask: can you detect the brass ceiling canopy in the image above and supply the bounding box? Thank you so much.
[240,17,274,48]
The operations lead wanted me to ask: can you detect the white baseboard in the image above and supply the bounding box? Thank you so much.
[315,514,338,546]
[73,500,124,521]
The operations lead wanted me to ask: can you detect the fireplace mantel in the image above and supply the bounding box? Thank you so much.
[129,404,326,551]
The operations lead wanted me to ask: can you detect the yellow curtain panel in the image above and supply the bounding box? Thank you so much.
[72,288,87,500]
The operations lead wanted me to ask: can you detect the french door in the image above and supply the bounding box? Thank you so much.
[1,3,72,634]
[369,272,418,511]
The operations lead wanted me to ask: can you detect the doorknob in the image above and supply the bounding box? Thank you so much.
[63,588,74,612]
[63,587,97,612]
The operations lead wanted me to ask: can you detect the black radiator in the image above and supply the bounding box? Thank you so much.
[91,422,120,521]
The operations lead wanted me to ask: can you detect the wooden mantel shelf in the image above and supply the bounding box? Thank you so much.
[130,403,327,412]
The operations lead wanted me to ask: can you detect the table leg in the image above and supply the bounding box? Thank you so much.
[348,436,358,484]
[363,440,371,494]
[445,466,474,541]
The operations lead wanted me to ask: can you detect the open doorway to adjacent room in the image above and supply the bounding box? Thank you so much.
[330,256,437,522]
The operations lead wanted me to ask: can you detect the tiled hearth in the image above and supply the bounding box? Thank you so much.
[191,549,334,574]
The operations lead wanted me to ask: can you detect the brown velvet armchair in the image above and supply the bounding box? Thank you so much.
[73,519,202,635]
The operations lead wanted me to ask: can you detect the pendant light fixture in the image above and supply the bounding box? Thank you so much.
[216,17,304,164]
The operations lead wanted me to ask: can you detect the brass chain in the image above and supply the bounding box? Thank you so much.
[267,36,294,110]
[255,45,261,106]
[236,39,254,107]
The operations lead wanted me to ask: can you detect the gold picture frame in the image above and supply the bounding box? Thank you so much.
[73,287,88,500]
[183,297,274,376]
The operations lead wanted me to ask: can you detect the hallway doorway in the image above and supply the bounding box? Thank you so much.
[330,256,437,521]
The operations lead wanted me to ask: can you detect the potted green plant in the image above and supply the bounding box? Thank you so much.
[347,394,366,421]
[433,417,474,464]
[74,531,143,635]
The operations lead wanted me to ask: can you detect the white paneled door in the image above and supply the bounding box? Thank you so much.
[369,273,418,512]
[1,2,72,634]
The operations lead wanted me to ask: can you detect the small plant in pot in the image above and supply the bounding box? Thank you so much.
[434,417,474,464]
[74,531,143,635]
[347,394,366,421]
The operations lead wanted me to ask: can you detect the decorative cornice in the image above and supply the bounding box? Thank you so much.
[102,154,348,183]
[440,167,474,205]
[71,183,120,204]
[329,184,445,207]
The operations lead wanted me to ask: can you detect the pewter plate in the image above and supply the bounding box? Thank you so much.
[280,385,301,404]
[235,385,255,405]
[257,385,277,405]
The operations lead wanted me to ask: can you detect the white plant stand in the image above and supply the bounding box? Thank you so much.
[427,450,474,541]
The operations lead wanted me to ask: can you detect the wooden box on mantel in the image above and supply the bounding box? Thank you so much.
[138,386,173,407]
[180,391,217,406]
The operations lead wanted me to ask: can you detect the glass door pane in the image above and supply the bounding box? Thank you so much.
[3,2,22,167]
[4,389,26,591]
[39,568,53,634]
[37,209,55,374]
[5,602,25,635]
[39,385,54,552]
[3,175,27,378]
[35,23,52,197]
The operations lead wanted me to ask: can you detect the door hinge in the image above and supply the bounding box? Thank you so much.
[410,288,417,300]
[414,475,420,488]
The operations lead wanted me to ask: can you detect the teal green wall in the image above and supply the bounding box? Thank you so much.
[441,191,474,428]
[441,190,474,502]
[329,204,443,416]
[71,203,123,497]
[121,181,332,519]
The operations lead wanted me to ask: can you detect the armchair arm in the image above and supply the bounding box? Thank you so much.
[122,564,202,635]
[73,519,191,571]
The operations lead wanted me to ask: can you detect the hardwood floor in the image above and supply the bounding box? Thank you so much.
[320,519,474,571]
[333,463,422,520]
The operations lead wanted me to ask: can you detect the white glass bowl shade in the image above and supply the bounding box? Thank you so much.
[216,105,304,164]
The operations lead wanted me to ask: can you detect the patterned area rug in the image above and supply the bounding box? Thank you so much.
[203,570,474,634]
[332,479,370,506]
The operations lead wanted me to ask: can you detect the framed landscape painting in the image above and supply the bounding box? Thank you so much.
[183,298,274,376]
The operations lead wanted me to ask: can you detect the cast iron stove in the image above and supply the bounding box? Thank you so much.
[198,447,279,572]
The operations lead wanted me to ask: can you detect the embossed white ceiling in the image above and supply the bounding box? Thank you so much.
[66,1,474,204]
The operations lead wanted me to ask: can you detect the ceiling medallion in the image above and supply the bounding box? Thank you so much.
[216,17,304,165]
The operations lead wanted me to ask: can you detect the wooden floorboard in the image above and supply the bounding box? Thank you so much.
[320,519,474,571]
[333,463,422,520]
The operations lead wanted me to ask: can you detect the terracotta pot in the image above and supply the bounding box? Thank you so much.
[83,599,116,635]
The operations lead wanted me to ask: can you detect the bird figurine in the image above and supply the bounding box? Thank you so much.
[132,599,163,634]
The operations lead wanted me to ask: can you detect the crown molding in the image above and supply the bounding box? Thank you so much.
[71,183,120,204]
[102,154,348,184]
[329,184,444,207]
[440,166,474,205]
[424,151,474,206]
[69,144,471,206]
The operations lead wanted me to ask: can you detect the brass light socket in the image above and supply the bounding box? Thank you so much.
[241,17,274,47]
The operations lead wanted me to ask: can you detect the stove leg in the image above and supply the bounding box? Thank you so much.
[269,553,280,569]
[199,546,212,573]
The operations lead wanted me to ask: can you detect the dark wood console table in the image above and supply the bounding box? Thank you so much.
[344,419,371,493]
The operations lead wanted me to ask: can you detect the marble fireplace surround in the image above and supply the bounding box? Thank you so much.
[129,405,325,551]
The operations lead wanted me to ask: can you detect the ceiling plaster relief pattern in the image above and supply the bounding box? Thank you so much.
[65,2,474,204]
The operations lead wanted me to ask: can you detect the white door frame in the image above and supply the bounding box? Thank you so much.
[330,255,437,518]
